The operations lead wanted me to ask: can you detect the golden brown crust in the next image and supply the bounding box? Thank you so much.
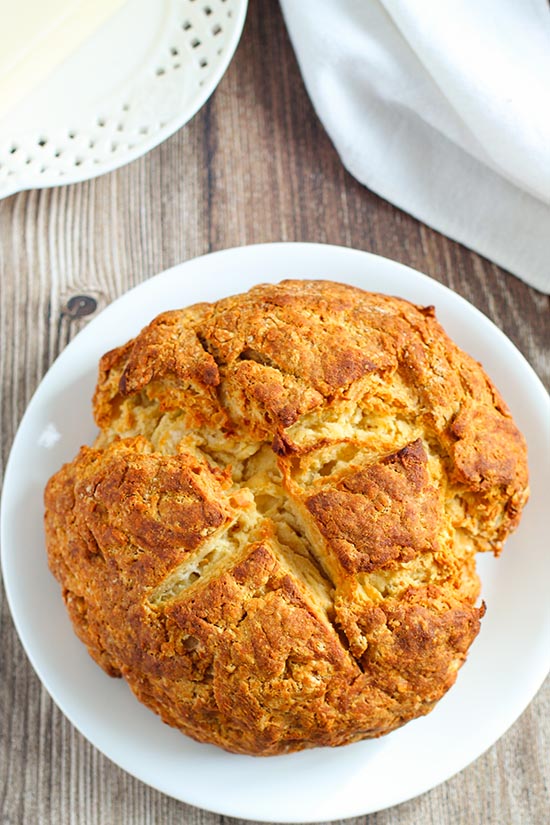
[305,440,439,574]
[44,279,528,755]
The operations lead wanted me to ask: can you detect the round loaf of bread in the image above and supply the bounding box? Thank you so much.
[44,280,528,755]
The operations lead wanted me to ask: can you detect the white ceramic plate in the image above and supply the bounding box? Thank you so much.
[0,0,248,199]
[2,243,549,822]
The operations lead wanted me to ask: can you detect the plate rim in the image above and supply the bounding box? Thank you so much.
[2,241,549,821]
[0,0,249,198]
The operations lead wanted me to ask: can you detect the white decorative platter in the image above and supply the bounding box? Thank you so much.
[2,243,549,822]
[0,0,248,198]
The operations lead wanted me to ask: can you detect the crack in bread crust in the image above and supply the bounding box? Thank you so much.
[44,280,528,755]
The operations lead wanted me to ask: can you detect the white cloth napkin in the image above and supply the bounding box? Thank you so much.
[280,0,550,294]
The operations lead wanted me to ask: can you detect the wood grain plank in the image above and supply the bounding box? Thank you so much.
[0,1,548,823]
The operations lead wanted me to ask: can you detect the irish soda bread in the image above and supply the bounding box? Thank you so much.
[44,280,528,755]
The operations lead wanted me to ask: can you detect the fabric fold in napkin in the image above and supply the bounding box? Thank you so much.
[280,0,550,293]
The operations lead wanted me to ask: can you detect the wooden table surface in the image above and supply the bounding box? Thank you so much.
[1,2,548,823]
